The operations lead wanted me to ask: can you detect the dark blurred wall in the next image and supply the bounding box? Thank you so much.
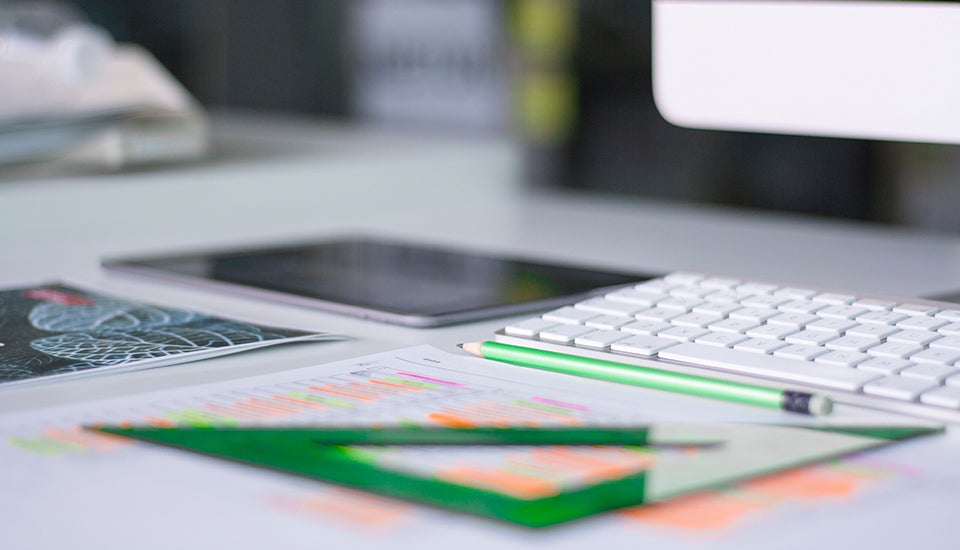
[78,0,349,115]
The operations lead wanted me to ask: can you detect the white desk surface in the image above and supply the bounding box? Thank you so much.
[2,113,959,549]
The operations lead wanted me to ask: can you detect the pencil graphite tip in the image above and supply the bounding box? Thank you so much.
[456,343,464,349]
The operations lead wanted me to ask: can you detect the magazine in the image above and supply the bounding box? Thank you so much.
[0,283,343,387]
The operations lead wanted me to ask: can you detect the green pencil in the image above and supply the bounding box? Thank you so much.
[460,341,833,416]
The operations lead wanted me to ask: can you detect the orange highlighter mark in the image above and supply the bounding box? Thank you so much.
[437,467,561,499]
[743,465,865,500]
[620,491,770,532]
[620,462,891,535]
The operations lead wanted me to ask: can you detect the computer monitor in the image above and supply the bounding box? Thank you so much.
[652,0,960,144]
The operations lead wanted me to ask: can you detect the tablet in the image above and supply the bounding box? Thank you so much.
[103,238,651,327]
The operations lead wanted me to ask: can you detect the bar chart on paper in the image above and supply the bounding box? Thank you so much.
[6,346,668,513]
[8,352,637,455]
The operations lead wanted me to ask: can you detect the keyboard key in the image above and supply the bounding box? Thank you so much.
[540,325,596,343]
[620,320,672,336]
[897,316,949,331]
[657,297,706,312]
[900,364,957,382]
[659,326,710,342]
[611,335,678,356]
[825,336,879,353]
[708,318,760,334]
[635,307,682,323]
[703,291,740,303]
[700,277,740,290]
[543,307,598,325]
[785,329,837,346]
[815,351,870,367]
[939,322,960,336]
[695,332,749,348]
[505,318,559,337]
[856,311,909,325]
[774,344,828,361]
[813,293,856,305]
[868,342,924,359]
[634,280,675,294]
[930,335,960,351]
[846,323,899,340]
[857,357,913,375]
[778,300,827,315]
[920,386,960,409]
[863,377,940,401]
[853,298,896,311]
[766,312,819,329]
[575,330,631,349]
[805,318,858,334]
[909,348,960,365]
[664,272,705,285]
[671,312,722,328]
[584,315,633,330]
[774,287,817,300]
[745,324,797,340]
[658,343,880,390]
[817,305,869,320]
[886,329,941,347]
[894,304,938,316]
[735,282,778,295]
[692,302,742,317]
[729,307,779,322]
[606,288,663,307]
[935,310,960,321]
[739,296,790,309]
[575,298,643,317]
[669,286,713,299]
[733,338,788,354]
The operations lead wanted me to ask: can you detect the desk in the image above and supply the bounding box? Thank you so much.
[2,113,958,549]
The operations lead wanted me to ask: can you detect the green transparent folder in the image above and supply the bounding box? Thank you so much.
[94,424,940,528]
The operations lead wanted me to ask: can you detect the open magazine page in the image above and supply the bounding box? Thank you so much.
[0,283,343,387]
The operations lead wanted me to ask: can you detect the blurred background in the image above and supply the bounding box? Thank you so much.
[8,0,960,232]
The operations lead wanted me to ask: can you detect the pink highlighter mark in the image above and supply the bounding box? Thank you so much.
[531,397,591,412]
[396,372,466,387]
[24,289,95,306]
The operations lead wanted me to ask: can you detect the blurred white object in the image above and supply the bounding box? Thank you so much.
[58,44,209,168]
[0,2,113,119]
[0,2,207,168]
[653,0,960,144]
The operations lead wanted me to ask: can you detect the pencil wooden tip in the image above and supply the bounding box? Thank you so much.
[459,342,484,357]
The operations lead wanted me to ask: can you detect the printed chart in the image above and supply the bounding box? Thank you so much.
[2,346,951,550]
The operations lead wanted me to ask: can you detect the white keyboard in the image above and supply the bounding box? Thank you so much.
[495,272,960,423]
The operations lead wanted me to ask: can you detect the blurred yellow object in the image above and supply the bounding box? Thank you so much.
[510,0,578,145]
[511,0,577,59]
[516,72,577,144]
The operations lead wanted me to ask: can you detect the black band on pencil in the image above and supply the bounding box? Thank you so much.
[780,391,814,415]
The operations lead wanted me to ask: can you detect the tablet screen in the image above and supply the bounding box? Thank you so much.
[105,238,649,324]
